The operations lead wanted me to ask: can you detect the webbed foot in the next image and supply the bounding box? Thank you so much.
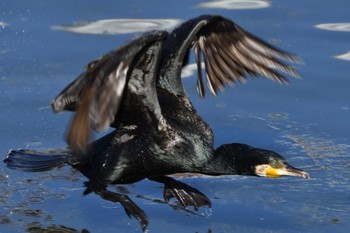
[84,181,148,231]
[149,176,211,210]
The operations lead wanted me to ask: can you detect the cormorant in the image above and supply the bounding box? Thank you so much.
[4,15,309,231]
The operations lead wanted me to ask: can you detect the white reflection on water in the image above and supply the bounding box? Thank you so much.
[315,23,350,61]
[0,21,7,28]
[181,62,204,78]
[197,0,270,9]
[334,51,350,61]
[315,23,350,32]
[52,18,182,35]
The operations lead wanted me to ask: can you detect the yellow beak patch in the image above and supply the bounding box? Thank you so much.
[265,166,281,178]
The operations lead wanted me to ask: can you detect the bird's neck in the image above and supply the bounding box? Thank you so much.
[198,146,255,177]
[199,153,240,176]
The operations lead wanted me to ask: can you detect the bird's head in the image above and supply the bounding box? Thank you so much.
[214,143,310,179]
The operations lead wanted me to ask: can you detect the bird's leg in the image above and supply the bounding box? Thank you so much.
[83,180,149,232]
[149,176,211,210]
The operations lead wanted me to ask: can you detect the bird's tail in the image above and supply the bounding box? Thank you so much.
[4,148,71,172]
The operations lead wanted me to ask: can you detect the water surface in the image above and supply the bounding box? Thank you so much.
[1,0,349,232]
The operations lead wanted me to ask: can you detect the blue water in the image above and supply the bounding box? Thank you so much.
[1,0,349,232]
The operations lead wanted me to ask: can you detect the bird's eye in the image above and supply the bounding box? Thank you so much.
[270,161,277,168]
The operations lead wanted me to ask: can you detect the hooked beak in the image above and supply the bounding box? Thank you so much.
[256,164,310,179]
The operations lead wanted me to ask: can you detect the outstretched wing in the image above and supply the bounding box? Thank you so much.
[158,15,301,97]
[51,31,167,153]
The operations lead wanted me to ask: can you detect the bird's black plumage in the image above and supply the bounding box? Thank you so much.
[4,15,308,231]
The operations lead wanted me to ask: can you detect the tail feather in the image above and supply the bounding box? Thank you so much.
[4,149,70,172]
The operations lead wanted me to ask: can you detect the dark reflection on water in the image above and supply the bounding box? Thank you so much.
[26,223,89,233]
[0,167,83,232]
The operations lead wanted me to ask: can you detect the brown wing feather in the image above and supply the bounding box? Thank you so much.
[193,16,301,97]
[66,84,95,154]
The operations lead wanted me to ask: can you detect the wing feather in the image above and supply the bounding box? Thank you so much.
[191,15,301,97]
[52,31,167,153]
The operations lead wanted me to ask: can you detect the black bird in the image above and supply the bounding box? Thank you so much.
[4,15,309,231]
